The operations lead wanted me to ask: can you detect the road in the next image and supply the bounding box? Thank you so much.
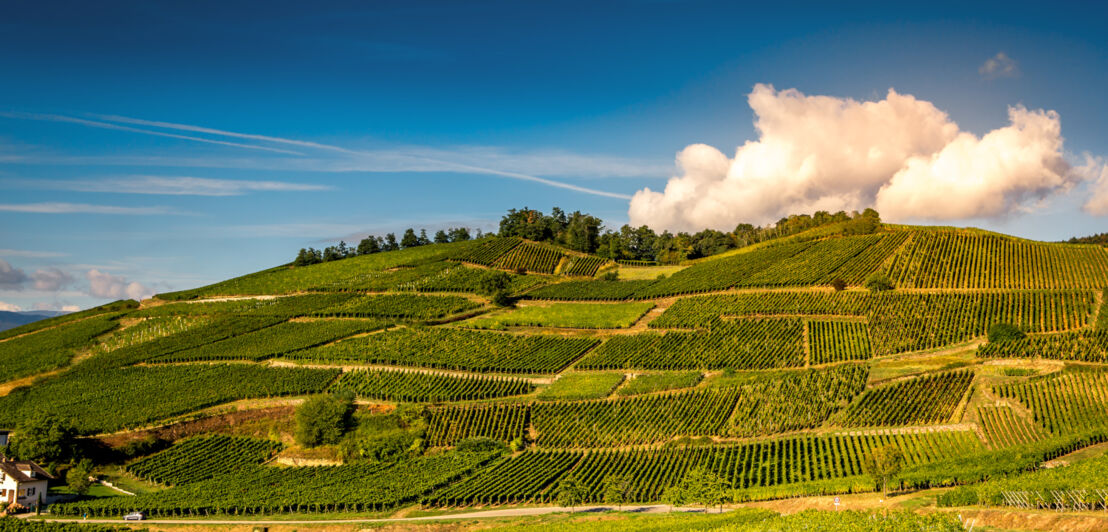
[26,504,726,526]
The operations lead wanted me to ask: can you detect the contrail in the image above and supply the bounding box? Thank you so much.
[86,113,634,199]
[0,112,303,155]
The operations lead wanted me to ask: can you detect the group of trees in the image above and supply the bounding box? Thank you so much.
[0,414,95,499]
[294,207,883,268]
[500,207,882,265]
[293,227,477,266]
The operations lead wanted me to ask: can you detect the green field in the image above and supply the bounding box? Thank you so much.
[466,302,654,329]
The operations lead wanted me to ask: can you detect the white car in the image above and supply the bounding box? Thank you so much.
[123,512,145,521]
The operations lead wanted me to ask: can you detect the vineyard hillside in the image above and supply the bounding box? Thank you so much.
[3,223,1108,526]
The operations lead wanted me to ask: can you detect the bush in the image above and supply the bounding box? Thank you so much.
[491,290,514,307]
[988,323,1026,343]
[830,278,847,291]
[477,271,511,296]
[937,486,979,507]
[864,272,894,292]
[600,271,619,281]
[294,394,354,447]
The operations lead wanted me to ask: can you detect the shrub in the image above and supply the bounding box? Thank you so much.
[830,278,847,291]
[863,272,894,292]
[294,394,354,447]
[600,271,619,281]
[936,485,979,507]
[988,323,1026,343]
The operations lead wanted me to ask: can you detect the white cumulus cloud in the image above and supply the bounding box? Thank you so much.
[86,269,153,300]
[628,84,1088,232]
[0,301,21,312]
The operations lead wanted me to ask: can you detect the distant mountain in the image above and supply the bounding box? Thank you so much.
[0,310,71,333]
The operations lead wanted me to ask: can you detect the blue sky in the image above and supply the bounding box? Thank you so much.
[1,1,1107,310]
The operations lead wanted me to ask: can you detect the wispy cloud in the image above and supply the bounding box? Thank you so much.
[6,112,644,199]
[0,249,69,258]
[0,112,304,155]
[4,176,332,196]
[980,52,1019,80]
[0,202,184,215]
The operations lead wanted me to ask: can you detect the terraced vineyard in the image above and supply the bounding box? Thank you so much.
[530,388,741,447]
[578,319,806,370]
[289,327,597,373]
[978,330,1108,363]
[833,370,974,427]
[426,403,531,446]
[57,451,498,517]
[994,369,1108,434]
[977,405,1046,448]
[0,313,121,380]
[7,221,1108,522]
[885,230,1108,289]
[332,369,535,402]
[808,320,872,364]
[127,434,283,485]
[493,242,565,274]
[0,364,339,433]
[426,430,982,506]
[653,290,1096,355]
[155,319,389,362]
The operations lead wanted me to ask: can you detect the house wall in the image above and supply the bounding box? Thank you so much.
[0,477,47,507]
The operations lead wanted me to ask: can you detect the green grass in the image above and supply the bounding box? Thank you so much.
[467,302,654,329]
[615,371,702,396]
[537,372,625,400]
[615,265,686,280]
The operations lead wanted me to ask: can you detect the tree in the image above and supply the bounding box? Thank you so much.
[433,230,450,244]
[563,212,602,253]
[448,227,471,242]
[988,323,1026,343]
[384,233,400,251]
[661,485,687,513]
[555,475,587,513]
[400,228,421,249]
[5,414,81,468]
[864,272,894,292]
[357,236,381,255]
[863,444,904,497]
[294,393,354,447]
[294,247,322,266]
[66,459,93,495]
[830,278,847,292]
[681,466,731,512]
[602,474,632,511]
[418,229,431,246]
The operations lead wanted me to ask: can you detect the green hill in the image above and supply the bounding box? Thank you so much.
[3,225,1108,521]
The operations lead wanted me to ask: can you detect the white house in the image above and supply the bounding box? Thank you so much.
[0,430,9,447]
[0,458,52,508]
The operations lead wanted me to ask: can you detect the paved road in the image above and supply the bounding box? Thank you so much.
[26,504,727,526]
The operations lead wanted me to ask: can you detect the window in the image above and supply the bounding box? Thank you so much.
[17,489,25,497]
[27,487,35,496]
